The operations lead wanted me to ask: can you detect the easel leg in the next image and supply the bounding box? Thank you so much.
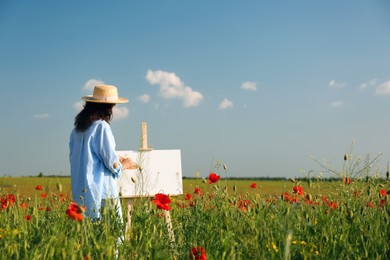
[125,199,133,240]
[164,210,175,244]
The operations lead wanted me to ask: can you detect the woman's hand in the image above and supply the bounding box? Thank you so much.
[119,157,137,170]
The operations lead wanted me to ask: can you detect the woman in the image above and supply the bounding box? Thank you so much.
[69,84,133,220]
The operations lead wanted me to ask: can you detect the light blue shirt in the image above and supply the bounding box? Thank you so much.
[69,120,122,219]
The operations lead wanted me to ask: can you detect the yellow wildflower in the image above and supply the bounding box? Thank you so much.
[272,242,279,253]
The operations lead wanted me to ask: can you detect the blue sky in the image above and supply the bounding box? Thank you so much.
[1,1,390,178]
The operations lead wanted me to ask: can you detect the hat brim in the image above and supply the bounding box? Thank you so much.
[82,95,129,104]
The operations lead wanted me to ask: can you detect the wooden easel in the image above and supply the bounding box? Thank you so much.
[124,122,175,244]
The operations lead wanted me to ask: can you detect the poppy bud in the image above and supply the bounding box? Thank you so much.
[290,178,296,183]
[344,153,348,161]
[387,171,389,180]
[223,164,227,171]
[56,182,62,192]
[349,210,354,219]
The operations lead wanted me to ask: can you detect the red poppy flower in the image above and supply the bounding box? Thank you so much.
[153,193,171,211]
[330,202,338,210]
[283,192,290,202]
[190,246,207,260]
[60,194,66,202]
[289,195,299,204]
[380,189,387,197]
[1,194,16,209]
[194,187,203,197]
[66,202,86,221]
[185,193,193,200]
[25,215,32,221]
[1,194,16,207]
[343,178,352,185]
[35,185,43,190]
[20,202,27,208]
[250,183,257,188]
[322,196,337,209]
[366,201,375,208]
[305,195,316,206]
[293,185,304,196]
[237,199,250,212]
[208,172,220,184]
[41,193,47,199]
[7,194,16,206]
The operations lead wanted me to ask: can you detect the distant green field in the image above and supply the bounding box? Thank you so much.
[0,176,338,198]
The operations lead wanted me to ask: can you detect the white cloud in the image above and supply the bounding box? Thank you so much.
[83,79,105,90]
[328,80,347,88]
[359,78,377,90]
[219,98,233,110]
[145,70,203,107]
[241,81,257,91]
[374,81,390,95]
[138,94,150,103]
[73,101,84,112]
[112,106,129,120]
[330,101,343,107]
[33,113,49,119]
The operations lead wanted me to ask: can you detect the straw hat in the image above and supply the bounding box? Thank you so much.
[82,85,128,104]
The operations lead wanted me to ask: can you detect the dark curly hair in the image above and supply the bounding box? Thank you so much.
[74,102,115,132]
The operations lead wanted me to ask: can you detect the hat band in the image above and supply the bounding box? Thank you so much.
[93,95,118,101]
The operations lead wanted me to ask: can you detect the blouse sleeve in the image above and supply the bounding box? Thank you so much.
[95,121,122,178]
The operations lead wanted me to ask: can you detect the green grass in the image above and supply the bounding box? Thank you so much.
[1,176,390,259]
[0,177,336,197]
[0,176,71,197]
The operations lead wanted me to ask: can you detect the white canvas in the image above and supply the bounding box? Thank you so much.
[116,150,183,198]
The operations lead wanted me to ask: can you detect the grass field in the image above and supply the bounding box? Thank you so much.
[1,175,390,259]
[0,176,338,197]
